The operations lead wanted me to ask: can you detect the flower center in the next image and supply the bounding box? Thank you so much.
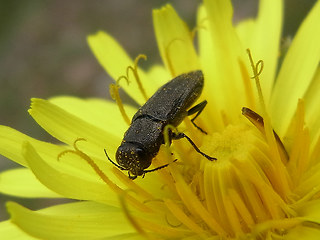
[174,122,294,237]
[203,124,256,163]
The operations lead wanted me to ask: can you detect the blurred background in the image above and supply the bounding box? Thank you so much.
[0,0,316,221]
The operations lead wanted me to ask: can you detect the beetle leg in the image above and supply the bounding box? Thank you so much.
[128,172,138,180]
[187,100,208,134]
[172,132,216,161]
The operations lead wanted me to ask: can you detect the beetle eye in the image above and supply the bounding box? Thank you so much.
[135,148,145,157]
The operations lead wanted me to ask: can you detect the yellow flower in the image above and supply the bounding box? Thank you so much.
[1,0,320,239]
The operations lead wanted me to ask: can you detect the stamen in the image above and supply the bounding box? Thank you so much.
[120,195,182,239]
[252,218,303,238]
[228,189,255,228]
[109,77,131,125]
[129,54,148,101]
[183,119,201,142]
[190,18,207,40]
[152,153,178,195]
[118,191,149,239]
[164,198,205,235]
[221,110,230,127]
[164,214,183,228]
[174,174,227,236]
[238,59,255,109]
[121,194,184,238]
[163,126,227,235]
[58,138,152,213]
[241,107,292,199]
[246,49,291,198]
[297,129,310,178]
[236,169,269,222]
[224,196,243,235]
[110,54,148,125]
[132,218,183,238]
[291,185,320,207]
[165,38,185,77]
[310,134,320,166]
[246,49,265,111]
[160,125,180,184]
[242,107,289,164]
[233,156,295,218]
[287,100,311,184]
[111,167,154,200]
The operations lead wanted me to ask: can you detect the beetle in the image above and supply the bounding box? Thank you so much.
[105,70,216,179]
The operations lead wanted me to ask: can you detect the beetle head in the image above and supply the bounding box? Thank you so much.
[116,142,153,179]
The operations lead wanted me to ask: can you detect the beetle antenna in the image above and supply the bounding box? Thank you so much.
[104,149,126,170]
[143,159,178,174]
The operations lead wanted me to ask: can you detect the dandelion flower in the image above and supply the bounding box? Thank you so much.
[1,0,320,239]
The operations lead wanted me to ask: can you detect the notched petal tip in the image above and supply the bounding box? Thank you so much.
[28,97,41,110]
[153,3,199,76]
[86,30,105,41]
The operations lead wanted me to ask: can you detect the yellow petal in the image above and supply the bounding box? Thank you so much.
[87,31,157,105]
[285,226,320,240]
[48,96,136,137]
[145,64,170,87]
[236,19,255,47]
[0,220,35,240]
[240,0,283,102]
[87,31,130,80]
[153,4,199,76]
[0,125,64,167]
[196,5,225,131]
[296,200,320,224]
[270,0,320,136]
[7,201,136,240]
[304,67,320,141]
[23,142,120,204]
[0,168,60,198]
[200,0,248,125]
[29,98,121,155]
[284,200,320,239]
[0,125,111,181]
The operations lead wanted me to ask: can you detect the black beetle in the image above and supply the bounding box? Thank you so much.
[105,70,216,179]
